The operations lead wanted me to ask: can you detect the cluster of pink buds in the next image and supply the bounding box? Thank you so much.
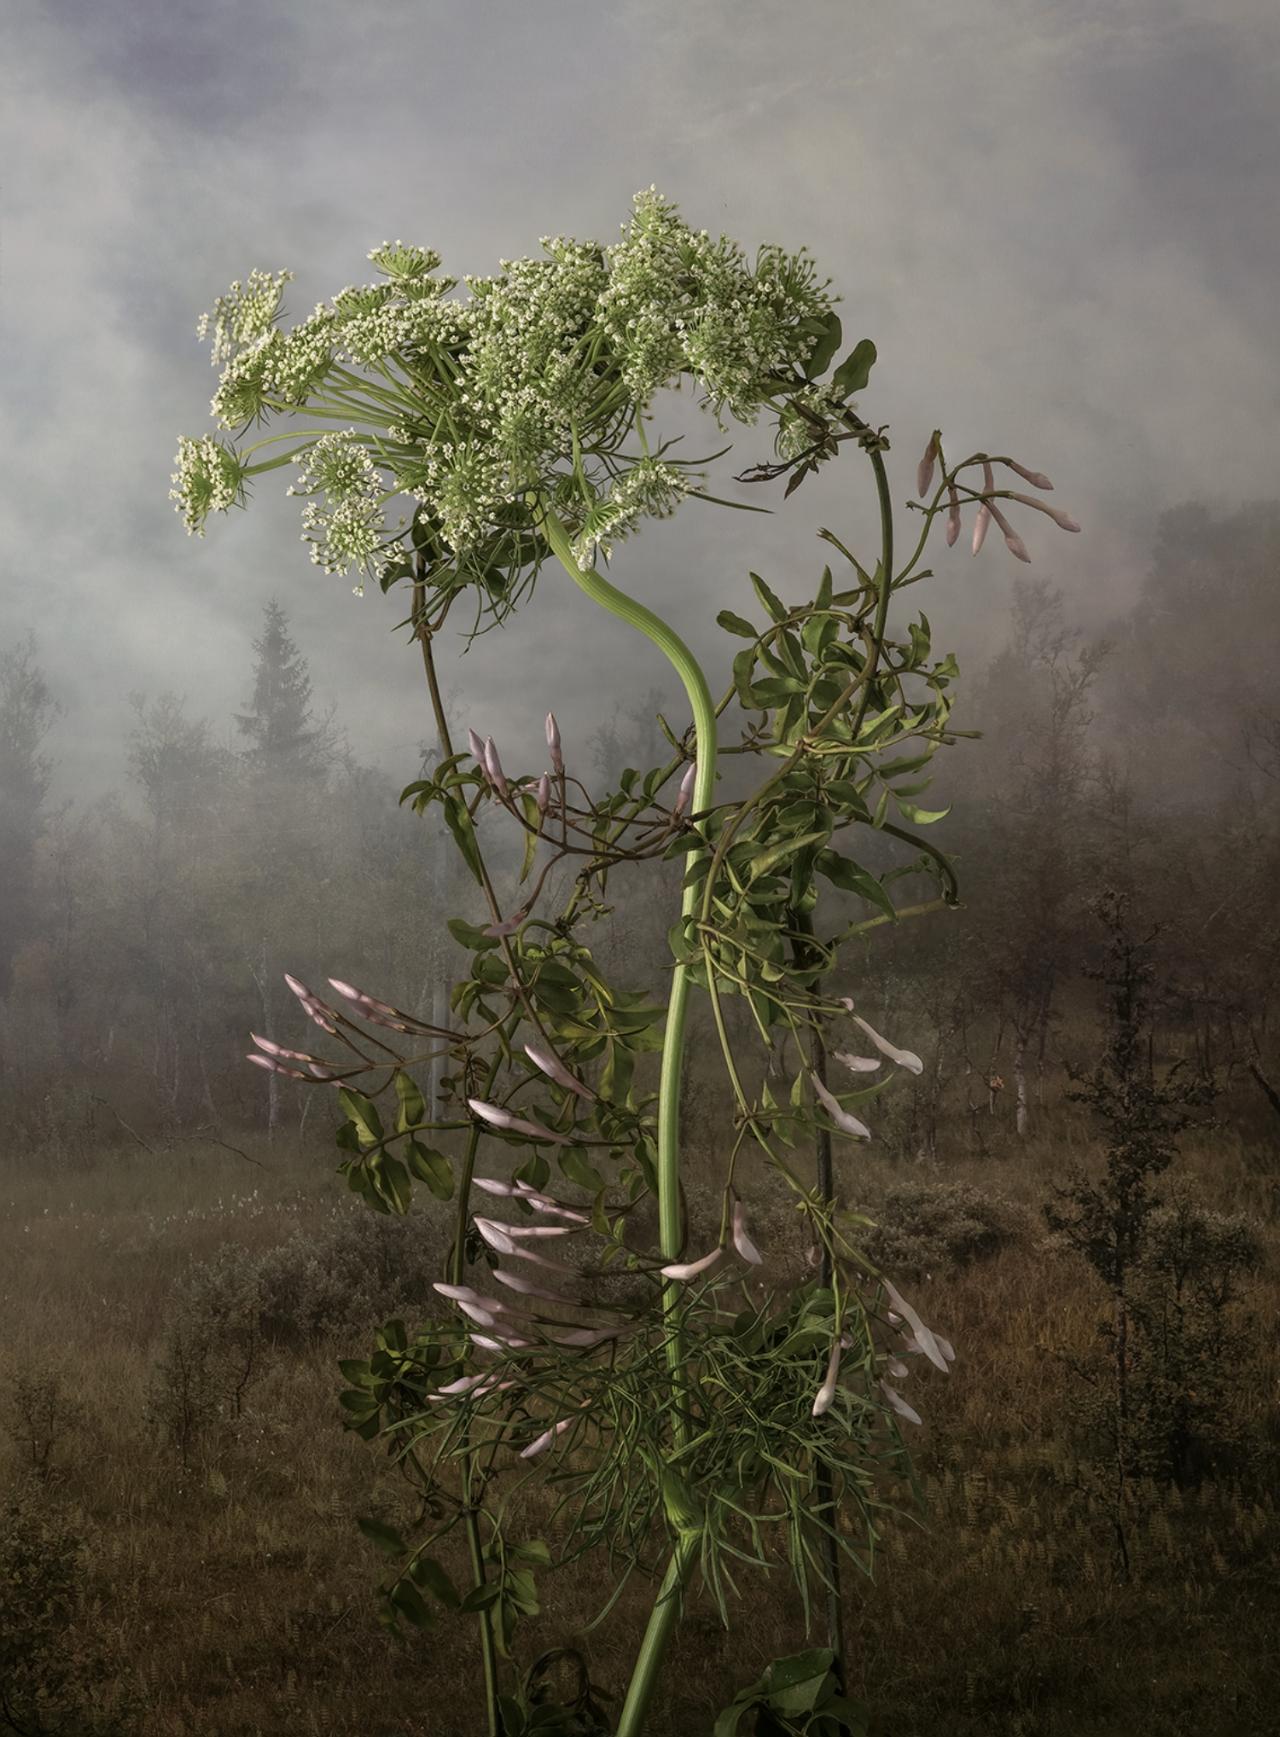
[917,432,1081,563]
[812,1276,954,1422]
[659,1191,765,1283]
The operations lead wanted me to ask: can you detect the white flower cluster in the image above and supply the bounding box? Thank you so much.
[598,188,834,426]
[196,269,294,367]
[174,191,840,585]
[169,435,246,535]
[289,431,388,588]
[570,458,691,571]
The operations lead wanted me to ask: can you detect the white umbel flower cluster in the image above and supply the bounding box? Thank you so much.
[288,431,388,589]
[172,190,843,589]
[169,435,246,535]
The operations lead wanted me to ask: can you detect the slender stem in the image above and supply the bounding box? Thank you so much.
[412,575,501,1737]
[792,910,848,1713]
[614,1533,699,1737]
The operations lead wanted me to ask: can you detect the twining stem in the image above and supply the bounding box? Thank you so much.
[538,505,717,1737]
[412,576,501,1737]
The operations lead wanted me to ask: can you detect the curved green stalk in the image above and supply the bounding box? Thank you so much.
[539,505,716,1737]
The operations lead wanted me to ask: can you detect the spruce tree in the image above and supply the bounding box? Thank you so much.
[235,599,335,780]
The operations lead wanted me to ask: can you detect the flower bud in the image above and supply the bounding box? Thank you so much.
[524,1041,596,1102]
[945,483,962,547]
[810,1073,872,1140]
[880,1382,923,1426]
[468,728,486,762]
[971,503,991,556]
[660,1246,724,1282]
[847,1012,923,1075]
[283,974,339,1034]
[467,1097,570,1145]
[536,773,551,815]
[812,1338,842,1417]
[521,1416,576,1459]
[1007,492,1080,533]
[916,430,940,499]
[674,761,697,816]
[545,712,563,773]
[731,1198,763,1266]
[985,500,1031,564]
[1003,458,1053,491]
[482,737,508,796]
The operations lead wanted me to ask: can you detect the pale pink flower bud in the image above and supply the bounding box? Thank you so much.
[812,1338,842,1417]
[489,1268,579,1304]
[884,1355,910,1379]
[536,773,551,814]
[846,1012,923,1075]
[971,504,992,555]
[468,728,486,762]
[673,761,697,816]
[473,1176,590,1224]
[524,1041,596,1102]
[482,737,508,796]
[984,499,1031,564]
[833,1051,881,1075]
[810,1073,872,1140]
[1006,492,1080,533]
[545,713,563,773]
[247,1052,311,1081]
[543,1325,621,1349]
[882,1277,950,1373]
[483,906,530,939]
[472,1218,573,1271]
[1003,458,1053,491]
[660,1247,724,1282]
[470,1331,535,1352]
[945,483,962,547]
[916,430,940,499]
[521,1416,575,1459]
[880,1382,923,1426]
[327,979,428,1034]
[467,1097,570,1146]
[283,974,339,1034]
[731,1198,763,1266]
[251,1034,315,1063]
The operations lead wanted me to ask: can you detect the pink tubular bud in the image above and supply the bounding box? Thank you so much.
[535,773,551,815]
[810,1073,872,1140]
[812,1338,842,1417]
[472,1218,574,1271]
[483,907,529,939]
[283,974,339,1034]
[832,1050,881,1075]
[916,430,940,499]
[985,500,1031,564]
[945,483,962,547]
[482,737,508,796]
[327,979,428,1034]
[251,1034,315,1063]
[674,761,697,816]
[971,503,991,556]
[1003,458,1053,491]
[660,1246,724,1282]
[521,1415,575,1459]
[490,1267,580,1304]
[848,1013,923,1075]
[468,728,486,762]
[882,1277,951,1374]
[1007,492,1080,533]
[247,1052,310,1080]
[524,1041,596,1102]
[545,713,563,773]
[880,1381,923,1426]
[467,1097,570,1146]
[731,1198,763,1266]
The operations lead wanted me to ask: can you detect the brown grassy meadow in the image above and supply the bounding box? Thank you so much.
[2,1093,1277,1737]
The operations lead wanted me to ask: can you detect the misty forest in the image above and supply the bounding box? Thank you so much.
[3,9,1279,1737]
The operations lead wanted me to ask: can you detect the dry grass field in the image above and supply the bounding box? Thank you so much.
[2,1102,1277,1736]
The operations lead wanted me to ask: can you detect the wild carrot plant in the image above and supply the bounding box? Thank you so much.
[172,189,1080,1735]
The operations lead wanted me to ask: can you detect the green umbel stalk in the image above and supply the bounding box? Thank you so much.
[540,507,716,1737]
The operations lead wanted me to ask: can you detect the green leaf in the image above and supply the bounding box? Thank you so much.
[716,608,758,639]
[409,1554,461,1608]
[831,338,877,397]
[394,1069,426,1133]
[749,572,787,623]
[894,799,952,826]
[748,829,829,883]
[337,1088,384,1147]
[357,1517,405,1558]
[447,916,499,951]
[374,1153,412,1216]
[407,1140,454,1199]
[443,794,485,886]
[804,310,843,379]
[815,850,897,919]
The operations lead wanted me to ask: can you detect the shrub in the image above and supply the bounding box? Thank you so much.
[861,1181,1030,1277]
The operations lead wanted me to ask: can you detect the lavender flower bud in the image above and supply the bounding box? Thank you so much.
[731,1198,763,1266]
[882,1277,950,1373]
[810,1073,872,1140]
[328,978,425,1034]
[812,1338,842,1417]
[660,1247,724,1282]
[880,1382,923,1426]
[283,974,339,1034]
[520,1416,575,1459]
[971,503,992,555]
[945,483,962,547]
[673,761,697,816]
[545,712,563,773]
[916,430,940,499]
[1006,492,1080,533]
[246,1052,310,1081]
[985,499,1031,563]
[1003,458,1053,491]
[536,773,551,815]
[468,728,486,762]
[467,1097,570,1145]
[524,1041,596,1102]
[482,737,508,796]
[832,1050,881,1075]
[847,1012,923,1075]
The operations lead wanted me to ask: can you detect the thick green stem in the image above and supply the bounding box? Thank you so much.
[539,507,716,1736]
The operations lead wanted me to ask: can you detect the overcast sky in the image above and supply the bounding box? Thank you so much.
[2,0,1277,797]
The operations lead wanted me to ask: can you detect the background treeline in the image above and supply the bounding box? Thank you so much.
[2,497,1277,1153]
